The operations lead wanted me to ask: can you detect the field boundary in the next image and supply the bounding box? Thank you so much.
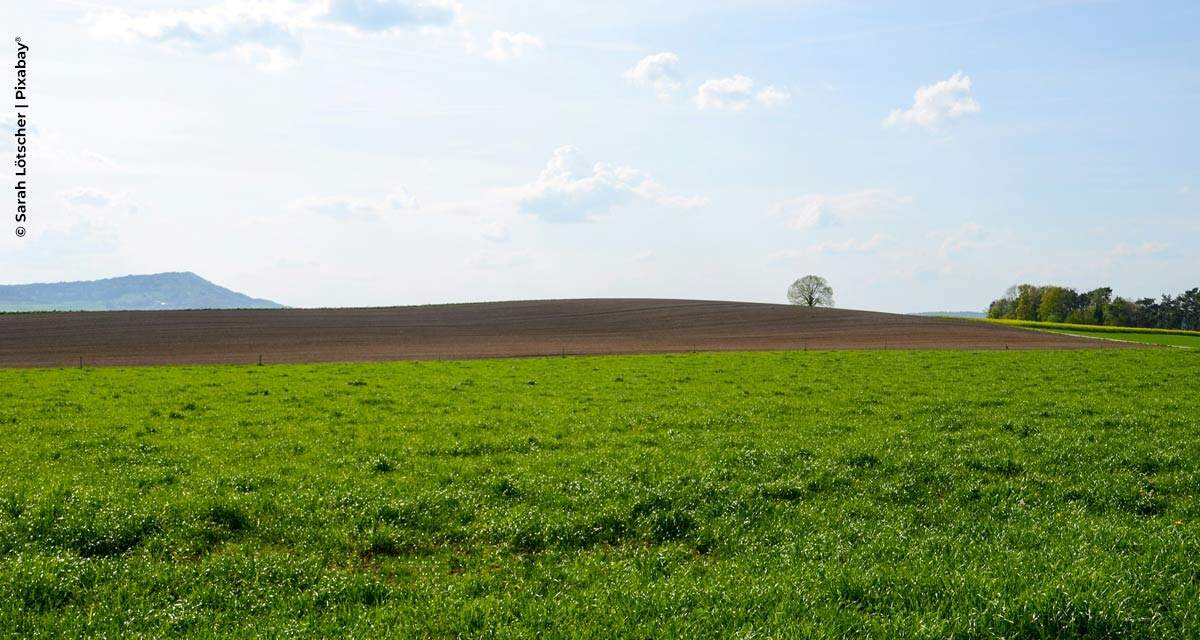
[1025,328,1186,348]
[978,317,1200,337]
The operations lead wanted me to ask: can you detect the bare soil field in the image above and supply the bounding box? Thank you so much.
[0,298,1131,367]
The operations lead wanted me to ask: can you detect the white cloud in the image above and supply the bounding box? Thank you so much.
[769,189,911,230]
[694,75,789,111]
[624,52,682,100]
[516,146,705,223]
[56,188,141,221]
[884,72,980,130]
[937,223,994,256]
[694,75,753,111]
[369,197,519,243]
[755,85,791,108]
[476,218,512,242]
[60,188,116,208]
[809,234,885,255]
[1110,241,1168,258]
[88,0,459,70]
[32,189,140,244]
[485,31,543,61]
[88,1,308,71]
[293,189,418,219]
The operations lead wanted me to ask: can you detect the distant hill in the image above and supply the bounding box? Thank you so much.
[912,311,986,319]
[0,272,284,312]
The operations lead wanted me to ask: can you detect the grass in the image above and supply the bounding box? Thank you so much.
[1,350,1199,637]
[1041,329,1200,349]
[973,318,1200,348]
[983,318,1200,337]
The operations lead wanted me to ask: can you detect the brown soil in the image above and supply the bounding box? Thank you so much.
[0,299,1134,368]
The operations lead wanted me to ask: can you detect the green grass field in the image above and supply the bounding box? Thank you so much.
[972,318,1200,349]
[982,318,1200,337]
[1042,329,1200,349]
[2,350,1199,637]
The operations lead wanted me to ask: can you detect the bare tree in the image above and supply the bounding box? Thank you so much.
[788,275,834,307]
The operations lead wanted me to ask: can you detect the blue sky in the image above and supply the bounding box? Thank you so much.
[2,0,1196,311]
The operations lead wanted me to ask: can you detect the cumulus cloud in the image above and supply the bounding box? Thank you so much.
[293,189,418,219]
[516,146,706,223]
[694,75,789,111]
[60,188,116,208]
[694,75,751,111]
[88,1,307,70]
[624,52,682,100]
[769,189,911,230]
[885,72,980,130]
[88,0,459,69]
[485,31,543,61]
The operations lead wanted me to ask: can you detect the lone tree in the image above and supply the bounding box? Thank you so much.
[788,275,834,307]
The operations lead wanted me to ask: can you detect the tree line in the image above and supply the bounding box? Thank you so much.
[987,284,1200,330]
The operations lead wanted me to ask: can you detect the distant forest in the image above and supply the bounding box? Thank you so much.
[987,285,1200,330]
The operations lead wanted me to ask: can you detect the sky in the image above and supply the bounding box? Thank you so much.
[1,0,1197,312]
